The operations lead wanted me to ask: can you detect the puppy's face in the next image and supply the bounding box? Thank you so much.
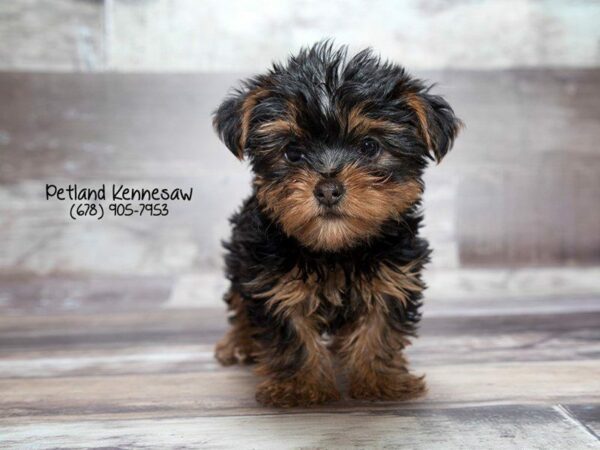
[214,44,461,252]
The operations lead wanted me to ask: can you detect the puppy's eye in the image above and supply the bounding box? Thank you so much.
[359,138,381,158]
[284,149,304,164]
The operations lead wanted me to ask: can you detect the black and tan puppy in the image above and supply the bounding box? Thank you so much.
[213,42,461,407]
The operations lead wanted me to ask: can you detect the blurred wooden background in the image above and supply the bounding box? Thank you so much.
[1,70,599,280]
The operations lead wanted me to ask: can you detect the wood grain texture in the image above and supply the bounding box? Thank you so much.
[3,405,600,450]
[566,404,600,440]
[1,360,598,418]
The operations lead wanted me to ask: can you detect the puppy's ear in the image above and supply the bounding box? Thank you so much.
[405,91,463,163]
[213,86,269,159]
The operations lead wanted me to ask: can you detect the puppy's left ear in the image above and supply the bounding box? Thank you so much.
[406,92,463,163]
[213,85,269,160]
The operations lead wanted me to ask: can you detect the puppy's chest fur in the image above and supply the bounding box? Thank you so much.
[225,195,430,334]
[263,262,414,320]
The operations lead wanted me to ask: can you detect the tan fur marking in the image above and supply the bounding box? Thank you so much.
[347,105,405,135]
[369,260,424,310]
[406,93,432,151]
[256,118,301,137]
[250,265,346,319]
[256,100,303,139]
[254,267,320,318]
[238,88,270,159]
[255,367,340,407]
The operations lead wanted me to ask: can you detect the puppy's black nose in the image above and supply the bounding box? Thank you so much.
[314,179,345,207]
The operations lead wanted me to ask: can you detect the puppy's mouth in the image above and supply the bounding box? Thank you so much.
[317,208,347,220]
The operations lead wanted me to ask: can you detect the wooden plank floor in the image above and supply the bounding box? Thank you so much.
[0,275,598,449]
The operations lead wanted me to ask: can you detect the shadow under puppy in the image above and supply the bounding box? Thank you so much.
[213,42,461,407]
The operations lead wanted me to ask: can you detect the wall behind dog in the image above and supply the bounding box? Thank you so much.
[1,0,599,72]
[1,0,600,306]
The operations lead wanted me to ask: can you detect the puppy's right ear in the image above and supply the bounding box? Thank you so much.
[213,86,269,160]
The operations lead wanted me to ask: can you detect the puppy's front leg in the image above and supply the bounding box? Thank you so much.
[254,310,340,407]
[337,301,426,401]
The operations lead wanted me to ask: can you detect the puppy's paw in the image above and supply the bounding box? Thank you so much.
[256,377,340,408]
[349,372,426,401]
[214,333,256,366]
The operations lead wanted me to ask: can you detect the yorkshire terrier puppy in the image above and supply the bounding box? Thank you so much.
[213,42,461,407]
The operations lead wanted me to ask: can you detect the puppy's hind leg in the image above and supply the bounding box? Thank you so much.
[215,290,259,366]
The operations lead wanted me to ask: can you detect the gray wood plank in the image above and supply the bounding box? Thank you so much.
[0,275,174,316]
[0,360,598,419]
[566,404,600,441]
[2,405,599,449]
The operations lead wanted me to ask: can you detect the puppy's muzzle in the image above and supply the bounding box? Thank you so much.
[314,179,345,207]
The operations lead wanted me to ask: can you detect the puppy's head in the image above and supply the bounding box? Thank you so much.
[214,42,462,252]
